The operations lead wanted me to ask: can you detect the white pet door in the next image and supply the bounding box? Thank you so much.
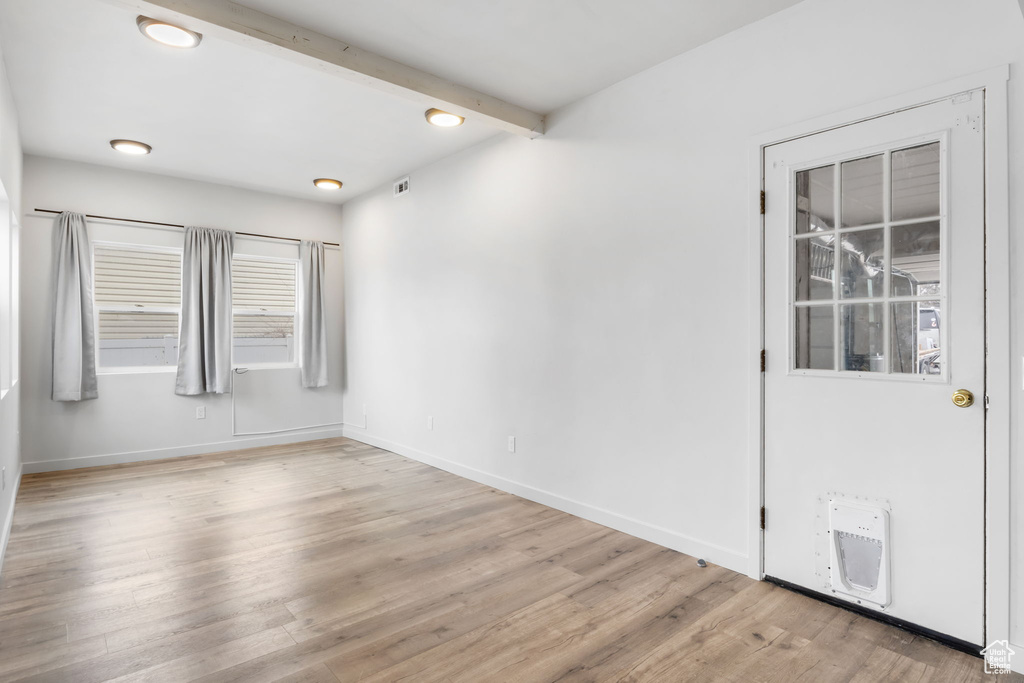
[828,501,889,609]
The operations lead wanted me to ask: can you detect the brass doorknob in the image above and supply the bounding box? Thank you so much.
[952,389,974,408]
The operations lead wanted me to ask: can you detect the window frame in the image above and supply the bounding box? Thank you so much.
[786,133,949,383]
[92,240,183,375]
[0,206,13,398]
[230,252,299,369]
[8,215,18,390]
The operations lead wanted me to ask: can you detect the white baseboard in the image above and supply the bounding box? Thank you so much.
[342,428,748,574]
[1010,642,1024,675]
[22,427,348,474]
[0,463,23,577]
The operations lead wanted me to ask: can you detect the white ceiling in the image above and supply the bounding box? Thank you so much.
[237,0,802,114]
[0,0,801,204]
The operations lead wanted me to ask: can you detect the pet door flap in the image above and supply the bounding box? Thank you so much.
[836,531,882,590]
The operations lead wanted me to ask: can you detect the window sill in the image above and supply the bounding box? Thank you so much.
[97,366,178,376]
[233,363,299,371]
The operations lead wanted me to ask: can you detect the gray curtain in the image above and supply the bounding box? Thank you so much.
[52,212,98,401]
[175,227,233,395]
[299,240,328,388]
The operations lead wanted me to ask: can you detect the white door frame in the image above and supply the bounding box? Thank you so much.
[746,64,1011,647]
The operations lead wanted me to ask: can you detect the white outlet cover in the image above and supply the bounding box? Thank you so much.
[393,176,410,197]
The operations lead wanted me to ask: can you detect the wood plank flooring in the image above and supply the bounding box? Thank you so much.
[0,437,1014,682]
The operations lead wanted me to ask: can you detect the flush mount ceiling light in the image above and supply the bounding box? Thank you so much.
[313,178,343,190]
[137,16,202,48]
[110,139,152,155]
[424,108,465,127]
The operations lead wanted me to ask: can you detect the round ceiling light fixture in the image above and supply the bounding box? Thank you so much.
[137,16,202,48]
[110,139,152,155]
[424,108,465,128]
[313,178,343,190]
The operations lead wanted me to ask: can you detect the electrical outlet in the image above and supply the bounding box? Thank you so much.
[393,176,410,197]
[508,436,516,453]
[427,416,434,431]
[195,406,206,420]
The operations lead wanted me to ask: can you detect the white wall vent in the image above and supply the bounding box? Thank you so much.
[393,176,410,197]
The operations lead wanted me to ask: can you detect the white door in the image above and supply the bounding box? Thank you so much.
[763,93,985,646]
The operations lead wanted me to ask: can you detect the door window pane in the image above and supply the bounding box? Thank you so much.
[841,303,884,372]
[839,229,884,299]
[892,143,940,222]
[795,234,834,301]
[841,155,884,227]
[891,301,941,375]
[795,165,835,233]
[788,140,944,379]
[891,221,940,297]
[795,306,834,370]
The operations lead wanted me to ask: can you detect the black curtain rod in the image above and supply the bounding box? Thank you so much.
[33,209,341,247]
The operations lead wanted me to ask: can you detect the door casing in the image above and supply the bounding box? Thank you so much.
[746,65,1011,648]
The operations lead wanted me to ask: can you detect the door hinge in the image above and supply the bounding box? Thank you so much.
[760,349,766,373]
[760,506,766,530]
[760,190,765,215]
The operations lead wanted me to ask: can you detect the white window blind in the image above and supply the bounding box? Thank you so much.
[94,244,182,368]
[231,255,297,365]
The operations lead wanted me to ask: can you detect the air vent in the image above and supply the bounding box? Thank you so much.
[394,176,410,197]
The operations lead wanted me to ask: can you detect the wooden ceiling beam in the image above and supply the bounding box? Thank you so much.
[103,0,546,138]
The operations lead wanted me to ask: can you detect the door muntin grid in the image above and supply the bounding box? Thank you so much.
[790,138,946,380]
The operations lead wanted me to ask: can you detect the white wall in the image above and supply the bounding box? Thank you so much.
[0,39,22,569]
[19,156,345,471]
[339,0,1024,650]
[0,37,20,569]
[0,48,19,221]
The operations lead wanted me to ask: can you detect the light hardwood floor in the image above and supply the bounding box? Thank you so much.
[0,438,1015,682]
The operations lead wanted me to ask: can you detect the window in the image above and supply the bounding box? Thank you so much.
[9,218,18,386]
[0,205,14,394]
[232,255,297,365]
[94,243,182,369]
[791,141,944,378]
